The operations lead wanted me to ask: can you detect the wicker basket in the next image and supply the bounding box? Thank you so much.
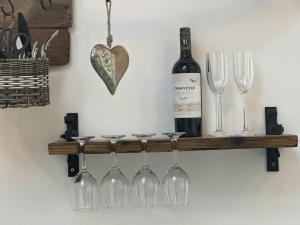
[0,58,49,109]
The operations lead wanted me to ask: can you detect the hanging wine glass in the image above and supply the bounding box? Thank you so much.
[162,132,190,206]
[101,135,129,208]
[70,136,99,212]
[207,51,229,137]
[233,50,256,136]
[132,133,160,207]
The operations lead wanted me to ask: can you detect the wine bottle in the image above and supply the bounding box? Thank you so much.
[172,27,202,137]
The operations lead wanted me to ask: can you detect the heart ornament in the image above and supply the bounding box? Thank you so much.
[91,44,129,95]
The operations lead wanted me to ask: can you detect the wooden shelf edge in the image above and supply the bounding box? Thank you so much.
[48,134,298,155]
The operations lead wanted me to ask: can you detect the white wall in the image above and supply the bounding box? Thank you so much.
[0,0,300,224]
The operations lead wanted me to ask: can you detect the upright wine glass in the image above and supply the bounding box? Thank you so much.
[233,50,255,136]
[162,132,190,206]
[70,136,99,212]
[132,133,160,207]
[207,51,229,136]
[101,135,129,208]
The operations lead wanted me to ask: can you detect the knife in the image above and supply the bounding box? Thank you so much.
[17,13,32,58]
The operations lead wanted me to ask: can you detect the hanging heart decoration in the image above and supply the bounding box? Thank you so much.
[91,45,129,95]
[90,0,129,95]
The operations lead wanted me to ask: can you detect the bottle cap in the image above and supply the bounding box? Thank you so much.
[180,27,191,35]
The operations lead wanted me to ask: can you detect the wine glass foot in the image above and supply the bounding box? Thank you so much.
[240,130,256,137]
[210,130,227,137]
[73,207,98,212]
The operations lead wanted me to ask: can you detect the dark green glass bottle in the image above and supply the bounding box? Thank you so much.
[172,27,202,137]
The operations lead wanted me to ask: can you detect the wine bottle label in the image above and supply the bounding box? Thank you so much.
[172,73,201,118]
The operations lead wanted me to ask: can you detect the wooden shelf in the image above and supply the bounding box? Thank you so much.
[48,135,298,155]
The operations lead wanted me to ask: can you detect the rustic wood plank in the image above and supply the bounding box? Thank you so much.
[30,28,70,66]
[0,0,72,28]
[48,135,298,155]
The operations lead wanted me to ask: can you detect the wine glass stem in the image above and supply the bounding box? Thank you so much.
[142,150,148,166]
[111,151,118,168]
[110,141,118,168]
[79,152,87,172]
[141,140,149,166]
[171,139,179,166]
[243,93,249,132]
[216,94,223,132]
[172,150,179,166]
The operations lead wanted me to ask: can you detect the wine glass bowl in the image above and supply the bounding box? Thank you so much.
[233,51,254,94]
[207,51,228,95]
[70,136,99,212]
[162,165,190,206]
[132,165,160,207]
[71,171,99,212]
[132,133,160,207]
[101,166,130,208]
[101,135,129,208]
[162,132,190,207]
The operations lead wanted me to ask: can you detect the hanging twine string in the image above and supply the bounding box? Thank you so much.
[106,0,113,49]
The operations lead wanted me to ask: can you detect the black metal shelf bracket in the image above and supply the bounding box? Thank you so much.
[265,107,284,172]
[61,113,79,177]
